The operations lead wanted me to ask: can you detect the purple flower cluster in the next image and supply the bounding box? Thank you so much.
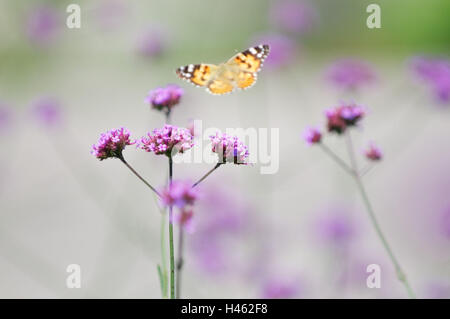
[139,124,193,156]
[161,180,198,209]
[327,59,376,91]
[325,103,365,134]
[210,132,249,165]
[411,57,450,103]
[162,180,199,232]
[31,97,62,128]
[137,27,167,58]
[303,127,322,145]
[303,103,382,162]
[145,84,183,112]
[364,142,382,161]
[26,5,60,46]
[92,127,134,160]
[269,0,317,34]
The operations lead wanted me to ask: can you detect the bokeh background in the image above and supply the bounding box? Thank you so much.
[0,0,449,298]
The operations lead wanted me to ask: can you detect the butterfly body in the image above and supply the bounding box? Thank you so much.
[176,44,270,95]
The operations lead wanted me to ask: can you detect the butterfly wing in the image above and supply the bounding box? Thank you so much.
[176,64,218,87]
[206,78,235,95]
[177,63,234,95]
[176,44,269,94]
[227,44,270,90]
[229,44,270,73]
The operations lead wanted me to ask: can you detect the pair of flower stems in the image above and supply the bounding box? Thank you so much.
[118,110,222,299]
[319,130,416,298]
[119,153,221,299]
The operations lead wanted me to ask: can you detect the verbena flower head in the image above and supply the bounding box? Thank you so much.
[92,127,134,160]
[210,132,249,165]
[137,27,167,58]
[327,59,376,91]
[269,0,317,34]
[31,97,62,128]
[172,209,194,233]
[161,180,199,208]
[145,84,183,112]
[411,57,450,103]
[26,5,60,46]
[325,103,365,134]
[303,127,322,145]
[139,124,193,156]
[364,142,382,161]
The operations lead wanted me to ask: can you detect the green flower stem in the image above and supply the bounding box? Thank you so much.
[319,143,353,175]
[176,226,184,299]
[168,155,175,299]
[344,132,416,299]
[119,155,161,197]
[192,163,222,188]
[160,209,168,298]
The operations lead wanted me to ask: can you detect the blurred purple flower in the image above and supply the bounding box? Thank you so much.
[94,0,128,31]
[327,59,376,91]
[261,277,301,299]
[190,186,251,275]
[303,127,322,145]
[91,127,134,160]
[187,119,196,137]
[210,132,249,165]
[31,97,63,128]
[439,207,450,240]
[137,27,167,58]
[251,34,297,69]
[269,0,317,34]
[26,5,60,46]
[161,180,198,209]
[364,142,382,161]
[145,84,183,113]
[315,209,357,245]
[0,103,12,134]
[411,57,450,103]
[139,124,193,156]
[325,102,365,134]
[423,282,450,299]
[172,209,195,233]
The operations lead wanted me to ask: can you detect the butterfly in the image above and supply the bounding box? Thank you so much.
[176,44,270,95]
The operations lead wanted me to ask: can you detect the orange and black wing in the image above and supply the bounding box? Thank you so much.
[176,64,217,87]
[230,44,270,73]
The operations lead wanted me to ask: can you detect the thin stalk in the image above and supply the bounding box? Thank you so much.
[345,132,416,298]
[359,163,374,177]
[159,111,171,298]
[168,155,175,299]
[119,155,161,197]
[319,143,353,175]
[160,210,168,298]
[192,163,222,188]
[165,110,171,124]
[345,131,358,171]
[176,226,184,299]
